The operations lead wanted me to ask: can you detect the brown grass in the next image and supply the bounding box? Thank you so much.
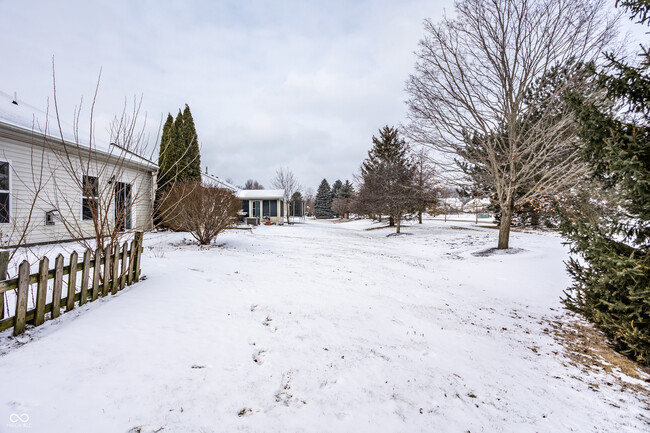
[546,313,650,396]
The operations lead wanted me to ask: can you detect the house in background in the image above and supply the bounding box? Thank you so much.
[236,189,287,225]
[202,170,238,191]
[0,91,156,247]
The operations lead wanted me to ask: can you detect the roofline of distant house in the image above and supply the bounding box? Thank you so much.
[202,172,238,191]
[0,120,158,172]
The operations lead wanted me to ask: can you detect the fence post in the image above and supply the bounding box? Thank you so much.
[14,261,30,335]
[51,254,64,319]
[80,250,91,306]
[102,245,111,297]
[0,250,8,320]
[92,247,101,301]
[120,242,128,290]
[34,257,49,326]
[66,251,78,311]
[134,231,143,282]
[127,238,136,286]
[111,243,120,295]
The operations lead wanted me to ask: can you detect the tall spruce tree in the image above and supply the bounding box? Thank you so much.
[181,104,201,182]
[560,1,650,364]
[358,126,416,233]
[172,110,185,181]
[331,179,343,216]
[331,179,343,199]
[314,179,334,219]
[157,113,175,191]
[339,180,353,199]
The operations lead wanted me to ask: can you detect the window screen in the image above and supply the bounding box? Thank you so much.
[269,200,277,217]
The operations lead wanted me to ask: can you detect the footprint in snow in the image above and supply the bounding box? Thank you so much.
[252,349,267,365]
[263,316,278,333]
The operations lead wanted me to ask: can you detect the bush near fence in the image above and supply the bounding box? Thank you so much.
[0,232,144,336]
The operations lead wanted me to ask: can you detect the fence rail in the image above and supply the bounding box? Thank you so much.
[0,232,144,335]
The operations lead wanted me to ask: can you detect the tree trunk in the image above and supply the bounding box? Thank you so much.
[418,211,422,224]
[396,215,401,233]
[389,216,394,227]
[498,204,513,249]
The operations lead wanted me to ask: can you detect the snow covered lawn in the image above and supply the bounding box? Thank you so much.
[0,219,648,432]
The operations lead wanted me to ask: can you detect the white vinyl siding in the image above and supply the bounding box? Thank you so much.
[0,124,155,246]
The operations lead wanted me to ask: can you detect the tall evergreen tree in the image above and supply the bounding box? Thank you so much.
[172,110,185,181]
[560,1,650,364]
[314,179,333,219]
[181,104,201,182]
[358,126,416,233]
[157,113,175,191]
[339,180,354,199]
[331,179,343,216]
[331,179,343,199]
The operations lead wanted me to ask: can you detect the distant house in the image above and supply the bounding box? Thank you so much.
[201,171,238,191]
[236,189,287,225]
[0,91,156,247]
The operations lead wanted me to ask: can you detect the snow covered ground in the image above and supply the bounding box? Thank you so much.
[0,218,648,432]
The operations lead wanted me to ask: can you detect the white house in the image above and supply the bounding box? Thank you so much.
[0,91,156,247]
[236,189,287,225]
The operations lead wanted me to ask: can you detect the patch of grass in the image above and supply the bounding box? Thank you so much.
[547,314,650,395]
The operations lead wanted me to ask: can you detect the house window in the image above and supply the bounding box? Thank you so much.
[0,161,9,223]
[261,200,278,217]
[82,175,99,221]
[114,182,132,231]
[280,200,284,217]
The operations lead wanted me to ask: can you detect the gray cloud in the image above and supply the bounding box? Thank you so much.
[2,0,638,190]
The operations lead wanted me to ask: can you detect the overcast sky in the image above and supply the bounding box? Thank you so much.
[0,0,643,192]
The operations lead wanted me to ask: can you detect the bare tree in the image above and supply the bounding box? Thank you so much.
[271,167,301,224]
[406,0,618,248]
[159,182,239,245]
[303,187,315,217]
[410,147,439,223]
[243,179,264,190]
[41,67,159,253]
[48,90,155,252]
[456,189,472,214]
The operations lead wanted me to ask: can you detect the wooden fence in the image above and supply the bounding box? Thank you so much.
[0,232,144,336]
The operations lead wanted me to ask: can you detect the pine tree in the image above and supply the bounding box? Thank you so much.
[182,104,201,182]
[560,1,650,364]
[330,179,343,216]
[172,110,184,181]
[314,179,333,219]
[157,113,175,191]
[358,126,416,233]
[339,180,354,199]
[331,179,343,199]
